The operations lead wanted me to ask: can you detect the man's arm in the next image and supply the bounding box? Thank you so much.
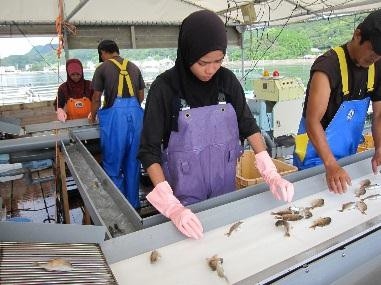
[306,71,351,193]
[89,91,102,124]
[137,89,144,104]
[371,101,381,173]
[305,72,334,166]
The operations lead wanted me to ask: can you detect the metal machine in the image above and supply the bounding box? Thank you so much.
[247,75,305,154]
[3,107,381,284]
[2,118,381,284]
[100,150,381,284]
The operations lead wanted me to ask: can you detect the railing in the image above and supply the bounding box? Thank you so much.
[0,84,59,106]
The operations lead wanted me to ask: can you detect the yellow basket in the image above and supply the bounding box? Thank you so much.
[357,146,369,153]
[357,134,374,152]
[362,134,374,148]
[236,150,298,189]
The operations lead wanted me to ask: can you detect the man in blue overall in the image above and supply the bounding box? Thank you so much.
[294,10,381,194]
[89,40,145,209]
[139,10,294,240]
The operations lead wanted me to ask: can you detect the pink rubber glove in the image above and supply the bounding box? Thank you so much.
[146,181,203,239]
[56,108,67,122]
[255,151,294,202]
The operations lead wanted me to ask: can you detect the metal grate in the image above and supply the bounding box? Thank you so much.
[0,242,118,284]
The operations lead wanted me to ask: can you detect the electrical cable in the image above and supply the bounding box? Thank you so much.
[11,21,65,83]
[36,171,55,223]
[241,4,298,81]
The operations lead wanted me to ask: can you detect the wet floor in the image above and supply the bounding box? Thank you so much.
[0,168,57,223]
[0,166,156,225]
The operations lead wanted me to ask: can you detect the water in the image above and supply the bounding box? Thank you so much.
[0,63,312,91]
[234,63,312,91]
[0,70,95,88]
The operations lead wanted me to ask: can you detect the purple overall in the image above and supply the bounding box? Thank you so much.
[162,103,243,205]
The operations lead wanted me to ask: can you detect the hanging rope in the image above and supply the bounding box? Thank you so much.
[55,0,64,59]
[55,0,78,59]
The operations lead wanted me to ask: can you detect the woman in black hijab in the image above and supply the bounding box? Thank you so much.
[139,10,294,240]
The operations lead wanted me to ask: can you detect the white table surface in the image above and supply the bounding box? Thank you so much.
[110,173,381,285]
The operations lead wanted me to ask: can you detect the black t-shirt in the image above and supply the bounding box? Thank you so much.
[138,66,260,169]
[92,56,145,108]
[303,45,381,129]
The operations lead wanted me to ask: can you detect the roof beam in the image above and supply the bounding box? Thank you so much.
[66,25,241,49]
[65,0,91,21]
[0,22,241,49]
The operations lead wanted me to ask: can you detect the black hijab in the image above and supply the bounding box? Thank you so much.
[164,10,227,107]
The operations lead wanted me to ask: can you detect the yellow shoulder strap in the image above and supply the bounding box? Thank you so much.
[294,133,309,162]
[108,58,135,97]
[367,63,375,92]
[332,47,349,96]
[333,46,375,95]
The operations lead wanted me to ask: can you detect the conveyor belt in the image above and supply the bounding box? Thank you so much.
[101,150,381,284]
[25,118,92,134]
[62,135,142,239]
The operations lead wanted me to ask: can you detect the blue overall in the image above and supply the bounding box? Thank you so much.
[294,46,375,170]
[162,103,243,206]
[293,97,370,170]
[98,97,144,208]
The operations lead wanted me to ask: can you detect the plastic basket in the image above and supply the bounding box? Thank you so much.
[357,146,369,153]
[236,150,298,189]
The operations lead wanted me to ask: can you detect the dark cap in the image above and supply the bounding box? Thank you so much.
[358,9,381,55]
[97,40,119,62]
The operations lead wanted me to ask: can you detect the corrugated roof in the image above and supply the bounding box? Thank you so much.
[1,0,380,26]
[1,0,380,49]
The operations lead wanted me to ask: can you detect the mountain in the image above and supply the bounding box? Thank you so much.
[1,44,60,70]
[0,44,101,71]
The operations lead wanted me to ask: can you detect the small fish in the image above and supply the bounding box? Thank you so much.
[225,221,243,237]
[271,209,294,216]
[108,225,117,237]
[364,183,381,191]
[310,198,324,209]
[114,223,125,234]
[207,255,229,283]
[338,202,356,212]
[275,219,291,237]
[289,205,302,213]
[355,187,366,198]
[275,213,303,221]
[216,261,228,282]
[150,250,161,264]
[310,217,331,229]
[302,208,313,219]
[355,200,367,215]
[207,254,223,271]
[360,179,371,188]
[361,194,381,201]
[36,258,73,272]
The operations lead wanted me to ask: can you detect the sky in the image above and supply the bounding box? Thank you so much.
[0,37,58,59]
